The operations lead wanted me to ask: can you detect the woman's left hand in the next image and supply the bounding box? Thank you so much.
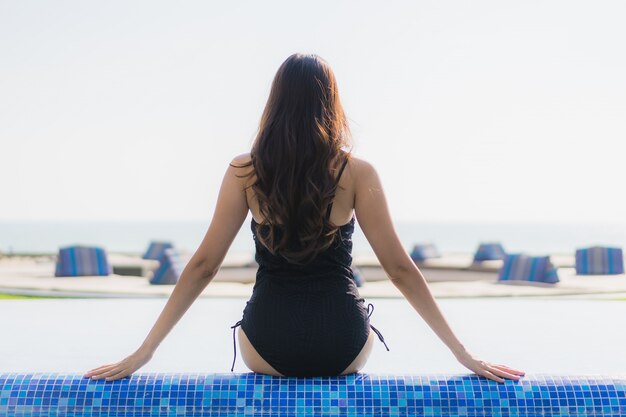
[83,348,154,381]
[454,349,524,383]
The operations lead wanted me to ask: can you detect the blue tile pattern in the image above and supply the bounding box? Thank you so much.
[1,373,625,416]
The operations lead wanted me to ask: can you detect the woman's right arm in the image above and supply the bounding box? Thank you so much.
[352,157,524,383]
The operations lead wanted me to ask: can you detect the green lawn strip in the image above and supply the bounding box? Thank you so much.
[1,292,625,301]
[0,293,82,299]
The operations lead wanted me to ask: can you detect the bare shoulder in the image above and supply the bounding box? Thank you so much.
[226,152,254,190]
[230,152,252,166]
[346,155,379,184]
[347,154,375,171]
[229,152,254,174]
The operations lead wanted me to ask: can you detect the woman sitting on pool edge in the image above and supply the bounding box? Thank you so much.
[84,53,525,383]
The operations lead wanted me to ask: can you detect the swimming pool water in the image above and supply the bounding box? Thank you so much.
[2,298,625,375]
[2,298,626,416]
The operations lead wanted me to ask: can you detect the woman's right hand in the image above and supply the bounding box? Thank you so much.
[84,348,154,382]
[454,350,525,383]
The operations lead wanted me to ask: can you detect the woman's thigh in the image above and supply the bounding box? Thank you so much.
[339,328,376,375]
[238,327,285,376]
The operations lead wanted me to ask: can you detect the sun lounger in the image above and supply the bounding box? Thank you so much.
[497,254,559,284]
[143,241,174,260]
[409,243,440,262]
[472,242,506,262]
[149,248,183,285]
[575,246,624,275]
[351,266,364,287]
[54,245,112,277]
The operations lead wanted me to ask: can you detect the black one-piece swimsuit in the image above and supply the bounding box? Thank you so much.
[230,158,389,377]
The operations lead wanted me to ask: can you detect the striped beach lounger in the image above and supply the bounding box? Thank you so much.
[54,245,112,277]
[150,248,183,285]
[410,243,441,262]
[351,266,364,287]
[143,241,174,260]
[498,254,559,284]
[473,242,506,262]
[575,246,624,275]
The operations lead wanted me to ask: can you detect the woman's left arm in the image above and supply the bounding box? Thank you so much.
[84,156,250,381]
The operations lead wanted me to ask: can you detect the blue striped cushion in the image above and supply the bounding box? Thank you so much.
[54,246,111,277]
[143,241,174,260]
[575,246,624,275]
[410,243,440,262]
[351,266,364,287]
[498,254,559,283]
[150,248,183,285]
[473,243,506,262]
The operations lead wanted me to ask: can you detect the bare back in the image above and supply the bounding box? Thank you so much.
[239,153,357,228]
[191,151,417,288]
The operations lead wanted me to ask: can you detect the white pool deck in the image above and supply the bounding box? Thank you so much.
[2,254,626,300]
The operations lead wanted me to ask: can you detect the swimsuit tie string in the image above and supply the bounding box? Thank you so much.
[369,324,390,351]
[366,303,390,351]
[230,320,243,372]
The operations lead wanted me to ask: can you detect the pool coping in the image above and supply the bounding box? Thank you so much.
[2,372,625,417]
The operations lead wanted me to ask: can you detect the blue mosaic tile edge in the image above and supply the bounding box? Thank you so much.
[0,373,625,416]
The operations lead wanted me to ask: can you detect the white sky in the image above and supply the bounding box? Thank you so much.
[1,1,625,223]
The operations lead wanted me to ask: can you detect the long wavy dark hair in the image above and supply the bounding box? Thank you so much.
[232,53,352,264]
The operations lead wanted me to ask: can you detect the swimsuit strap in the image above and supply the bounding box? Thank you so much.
[326,156,350,220]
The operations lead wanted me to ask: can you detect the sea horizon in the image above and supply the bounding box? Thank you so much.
[1,219,625,257]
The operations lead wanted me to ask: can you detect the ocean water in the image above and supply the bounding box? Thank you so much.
[1,219,626,257]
